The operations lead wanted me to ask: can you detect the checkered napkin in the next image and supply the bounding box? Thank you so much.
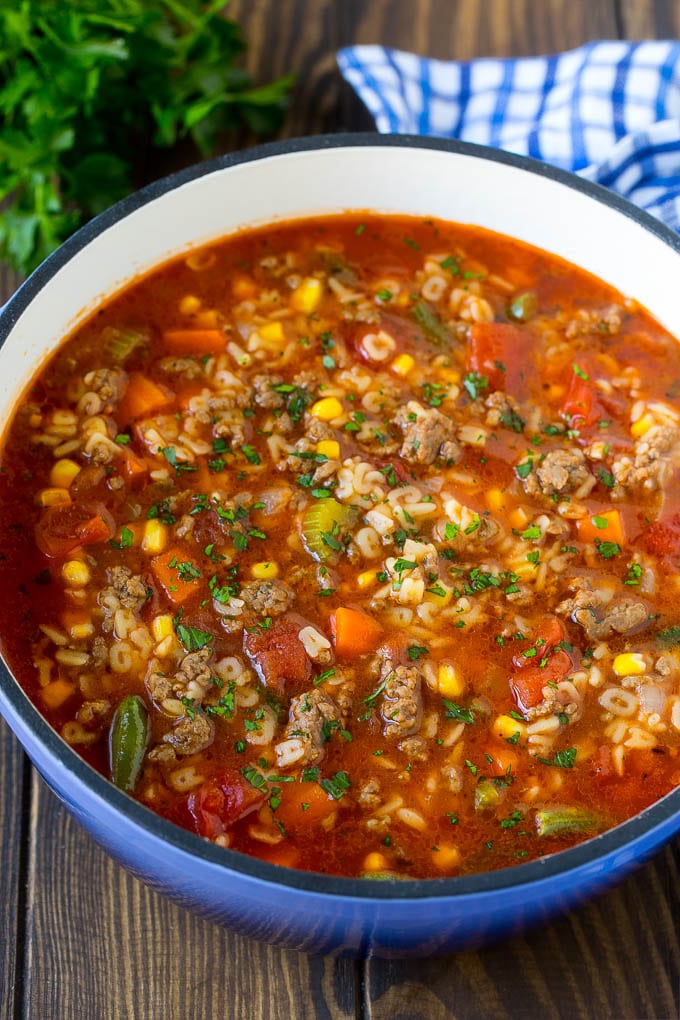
[337,41,680,230]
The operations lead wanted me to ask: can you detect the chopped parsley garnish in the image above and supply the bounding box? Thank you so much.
[536,747,577,769]
[176,624,213,652]
[624,562,643,586]
[462,371,488,401]
[160,445,197,474]
[241,765,268,792]
[500,407,525,433]
[407,645,429,660]
[594,539,621,559]
[319,771,351,800]
[242,445,261,465]
[442,699,474,724]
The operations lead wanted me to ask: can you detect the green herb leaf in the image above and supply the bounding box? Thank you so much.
[0,3,293,275]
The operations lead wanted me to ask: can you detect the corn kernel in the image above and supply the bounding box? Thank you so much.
[70,622,94,641]
[258,321,285,342]
[251,561,279,580]
[613,652,647,677]
[232,274,257,300]
[37,487,71,508]
[152,614,175,643]
[194,309,219,328]
[62,560,91,588]
[316,439,340,460]
[41,680,76,711]
[548,383,567,400]
[493,714,527,742]
[50,458,81,488]
[179,294,201,315]
[362,852,388,873]
[509,507,529,530]
[310,397,343,421]
[291,277,323,314]
[631,413,654,438]
[485,487,508,514]
[439,369,461,385]
[512,560,539,580]
[437,662,465,698]
[142,519,169,555]
[357,570,378,590]
[432,846,462,870]
[390,353,415,377]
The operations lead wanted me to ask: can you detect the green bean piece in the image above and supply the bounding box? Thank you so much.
[474,780,502,812]
[508,291,538,322]
[411,301,454,346]
[535,805,600,838]
[109,694,150,793]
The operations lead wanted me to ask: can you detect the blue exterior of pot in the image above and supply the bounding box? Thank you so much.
[2,135,680,957]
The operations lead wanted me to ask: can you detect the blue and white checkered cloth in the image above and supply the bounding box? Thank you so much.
[337,41,680,230]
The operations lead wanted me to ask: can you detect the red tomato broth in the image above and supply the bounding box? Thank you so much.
[2,214,680,879]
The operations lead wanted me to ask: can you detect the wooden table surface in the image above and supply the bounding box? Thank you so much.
[2,2,680,1017]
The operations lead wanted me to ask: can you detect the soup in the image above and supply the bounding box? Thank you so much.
[2,214,680,878]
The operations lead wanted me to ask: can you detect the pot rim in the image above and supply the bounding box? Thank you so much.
[2,131,680,903]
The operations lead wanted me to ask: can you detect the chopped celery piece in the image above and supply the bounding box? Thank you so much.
[301,498,356,561]
[474,780,502,812]
[104,326,147,363]
[508,291,538,322]
[109,694,149,793]
[535,805,600,837]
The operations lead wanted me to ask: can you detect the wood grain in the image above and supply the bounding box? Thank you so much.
[363,846,680,1019]
[619,0,680,39]
[21,772,357,1020]
[0,723,27,1020]
[340,0,619,60]
[4,1,680,1018]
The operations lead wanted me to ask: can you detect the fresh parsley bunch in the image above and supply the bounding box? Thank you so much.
[0,2,293,275]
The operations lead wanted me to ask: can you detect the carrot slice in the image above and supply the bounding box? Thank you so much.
[162,329,225,356]
[119,373,174,423]
[150,545,202,606]
[576,509,625,546]
[120,448,149,487]
[275,781,334,831]
[41,680,77,711]
[331,607,383,657]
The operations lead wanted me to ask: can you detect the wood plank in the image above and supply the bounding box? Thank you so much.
[0,721,27,1020]
[618,0,680,38]
[21,771,357,1020]
[364,849,680,1019]
[340,0,619,61]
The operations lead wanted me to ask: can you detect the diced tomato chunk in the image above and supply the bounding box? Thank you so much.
[467,322,528,394]
[188,769,265,840]
[35,502,115,558]
[641,513,680,558]
[244,613,312,692]
[509,616,571,713]
[562,367,601,427]
[509,651,572,713]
